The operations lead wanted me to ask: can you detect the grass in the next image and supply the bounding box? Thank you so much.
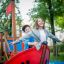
[0,56,6,64]
[50,52,64,61]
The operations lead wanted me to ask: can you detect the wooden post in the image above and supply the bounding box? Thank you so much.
[11,0,17,54]
[0,33,9,61]
[0,33,3,56]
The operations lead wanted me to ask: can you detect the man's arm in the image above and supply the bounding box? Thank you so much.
[12,33,31,44]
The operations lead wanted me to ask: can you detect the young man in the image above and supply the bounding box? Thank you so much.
[22,25,35,50]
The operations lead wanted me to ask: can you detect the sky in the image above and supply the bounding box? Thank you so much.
[18,0,34,21]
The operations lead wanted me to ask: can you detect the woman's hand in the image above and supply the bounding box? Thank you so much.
[33,42,38,46]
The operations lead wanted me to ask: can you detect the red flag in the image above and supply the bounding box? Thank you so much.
[6,2,12,16]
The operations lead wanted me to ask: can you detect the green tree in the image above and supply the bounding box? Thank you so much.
[55,16,64,30]
[16,15,22,36]
[0,0,21,35]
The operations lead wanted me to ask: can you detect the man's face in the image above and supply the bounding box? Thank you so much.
[25,27,31,33]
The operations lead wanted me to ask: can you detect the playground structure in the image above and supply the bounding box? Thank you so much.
[4,45,50,64]
[0,31,23,64]
[0,1,50,63]
[0,0,22,63]
[0,32,50,64]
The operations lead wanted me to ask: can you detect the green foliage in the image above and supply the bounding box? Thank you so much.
[28,0,64,24]
[55,16,64,29]
[0,0,10,15]
[50,44,64,61]
[52,0,64,16]
[58,44,64,52]
[50,44,64,53]
[28,2,49,20]
[0,0,22,35]
[16,16,22,27]
[50,52,64,61]
[0,14,12,35]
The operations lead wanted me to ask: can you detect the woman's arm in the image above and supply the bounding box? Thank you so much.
[46,30,61,42]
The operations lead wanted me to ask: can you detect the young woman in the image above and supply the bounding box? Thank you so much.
[33,18,61,64]
[34,18,61,46]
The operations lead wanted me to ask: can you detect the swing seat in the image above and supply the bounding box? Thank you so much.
[4,45,50,64]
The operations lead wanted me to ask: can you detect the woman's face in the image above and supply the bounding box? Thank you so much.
[37,19,45,27]
[25,27,31,33]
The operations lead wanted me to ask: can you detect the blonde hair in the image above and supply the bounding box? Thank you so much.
[34,18,45,29]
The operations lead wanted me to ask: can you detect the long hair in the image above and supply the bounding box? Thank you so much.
[34,18,45,29]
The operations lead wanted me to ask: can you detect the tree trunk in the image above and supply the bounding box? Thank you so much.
[47,0,58,56]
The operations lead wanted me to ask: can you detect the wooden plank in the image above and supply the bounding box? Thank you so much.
[11,0,17,54]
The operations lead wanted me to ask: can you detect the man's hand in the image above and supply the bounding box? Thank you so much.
[10,41,16,45]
